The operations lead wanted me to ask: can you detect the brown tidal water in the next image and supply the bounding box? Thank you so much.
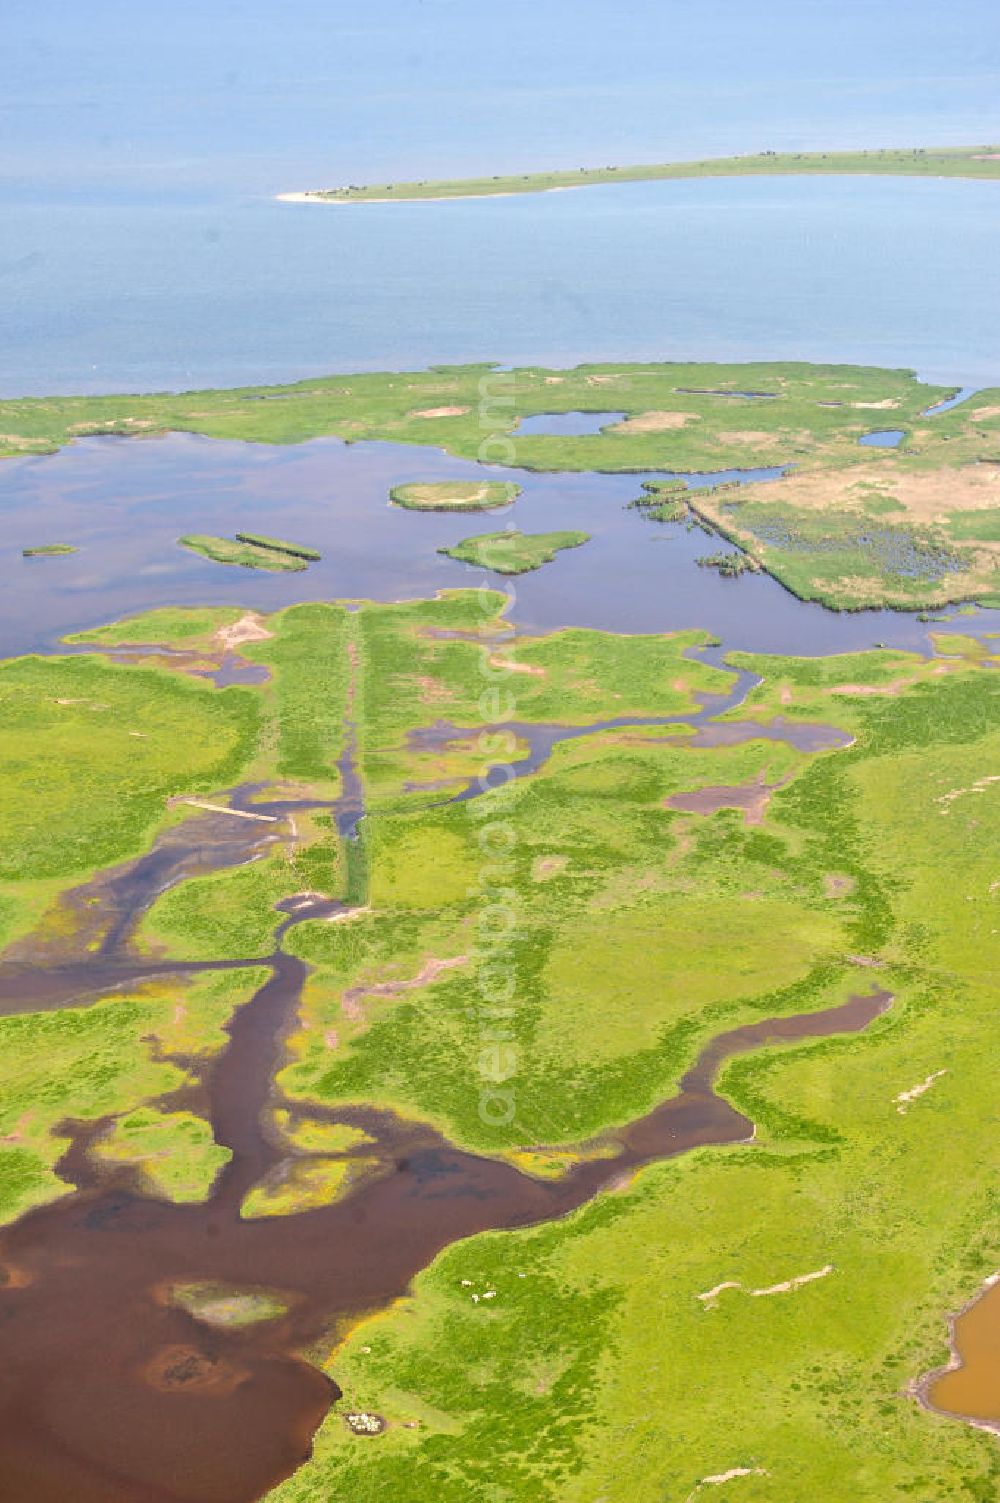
[921,1276,1000,1433]
[0,978,891,1503]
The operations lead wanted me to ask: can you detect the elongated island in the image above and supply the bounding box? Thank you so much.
[278,144,1000,204]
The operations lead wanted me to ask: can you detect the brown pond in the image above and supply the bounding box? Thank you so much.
[665,771,781,825]
[0,651,889,1502]
[921,1275,1000,1433]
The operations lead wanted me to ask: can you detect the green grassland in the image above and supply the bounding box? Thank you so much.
[295,144,1000,202]
[239,601,352,784]
[178,533,311,571]
[66,600,352,788]
[0,653,261,882]
[679,489,1000,611]
[1,596,1000,1498]
[0,361,974,475]
[389,481,521,511]
[21,543,77,557]
[140,817,341,961]
[266,620,1000,1503]
[4,358,1000,609]
[439,529,590,574]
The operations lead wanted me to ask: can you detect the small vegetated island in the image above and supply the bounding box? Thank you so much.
[22,543,77,558]
[389,480,521,511]
[281,143,1000,202]
[440,528,590,574]
[179,532,321,571]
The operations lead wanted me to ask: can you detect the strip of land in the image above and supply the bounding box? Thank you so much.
[280,145,1000,203]
[178,534,318,572]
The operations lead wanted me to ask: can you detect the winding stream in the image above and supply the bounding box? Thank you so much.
[0,642,893,1501]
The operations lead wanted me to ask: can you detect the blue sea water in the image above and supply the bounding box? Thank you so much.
[2,0,1000,395]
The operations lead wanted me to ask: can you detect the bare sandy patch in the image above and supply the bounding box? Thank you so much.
[731,460,1000,526]
[409,405,470,419]
[341,955,469,1023]
[970,405,1000,421]
[417,675,453,704]
[586,374,624,386]
[609,410,700,433]
[831,676,918,697]
[824,873,856,898]
[697,1264,833,1307]
[172,798,278,824]
[69,418,156,433]
[532,855,568,882]
[852,398,900,409]
[685,1468,770,1500]
[215,612,273,651]
[0,1112,34,1145]
[487,653,545,677]
[936,773,1000,813]
[894,1069,947,1114]
[716,430,780,445]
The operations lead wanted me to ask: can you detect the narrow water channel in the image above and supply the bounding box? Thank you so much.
[0,640,896,1501]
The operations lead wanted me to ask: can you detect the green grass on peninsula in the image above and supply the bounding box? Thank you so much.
[439,528,590,574]
[66,605,247,648]
[295,144,1000,202]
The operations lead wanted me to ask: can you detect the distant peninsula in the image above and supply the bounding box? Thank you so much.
[278,145,1000,204]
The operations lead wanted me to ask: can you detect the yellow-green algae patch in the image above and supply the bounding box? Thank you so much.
[166,1281,290,1328]
[241,1156,368,1218]
[271,1111,374,1155]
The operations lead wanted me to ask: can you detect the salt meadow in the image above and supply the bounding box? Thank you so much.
[0,355,998,1499]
